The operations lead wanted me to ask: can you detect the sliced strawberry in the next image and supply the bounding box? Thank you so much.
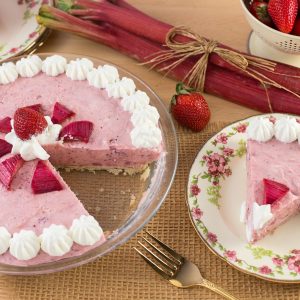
[263,178,289,205]
[0,139,12,159]
[0,117,12,134]
[0,154,24,190]
[51,102,75,124]
[24,104,43,113]
[31,161,63,194]
[14,108,47,141]
[59,121,93,143]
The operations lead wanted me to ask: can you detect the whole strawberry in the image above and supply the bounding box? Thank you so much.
[14,107,47,140]
[250,1,273,27]
[170,83,210,132]
[268,0,298,33]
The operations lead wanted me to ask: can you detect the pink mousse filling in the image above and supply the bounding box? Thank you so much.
[0,72,162,265]
[0,73,162,168]
[0,156,105,266]
[246,139,300,243]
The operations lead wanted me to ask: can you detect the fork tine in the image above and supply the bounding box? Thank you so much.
[142,237,180,269]
[138,240,178,272]
[134,247,171,280]
[146,231,184,263]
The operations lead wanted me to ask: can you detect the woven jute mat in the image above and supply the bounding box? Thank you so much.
[0,122,299,300]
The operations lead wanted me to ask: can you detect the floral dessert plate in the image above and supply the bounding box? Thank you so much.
[187,113,300,283]
[0,0,51,63]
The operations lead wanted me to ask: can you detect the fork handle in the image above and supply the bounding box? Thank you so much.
[200,279,238,300]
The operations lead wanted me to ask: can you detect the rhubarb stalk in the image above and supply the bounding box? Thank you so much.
[37,5,300,114]
[71,0,300,94]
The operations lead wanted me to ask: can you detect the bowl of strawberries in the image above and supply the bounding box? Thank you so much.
[240,0,300,67]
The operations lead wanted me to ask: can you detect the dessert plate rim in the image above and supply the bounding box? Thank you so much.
[0,0,52,63]
[186,113,300,283]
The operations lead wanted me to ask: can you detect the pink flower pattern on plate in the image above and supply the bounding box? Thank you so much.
[223,147,234,156]
[288,255,300,273]
[272,257,284,267]
[207,232,217,243]
[224,250,237,262]
[216,133,228,144]
[236,123,247,133]
[29,31,38,39]
[190,184,200,196]
[204,153,227,176]
[191,208,203,220]
[259,266,272,275]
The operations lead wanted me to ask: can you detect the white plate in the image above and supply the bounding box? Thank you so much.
[187,113,300,283]
[0,0,51,62]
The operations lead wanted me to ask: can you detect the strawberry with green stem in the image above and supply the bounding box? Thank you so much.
[250,1,273,27]
[170,83,210,132]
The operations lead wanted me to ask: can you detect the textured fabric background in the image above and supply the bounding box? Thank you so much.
[0,122,299,300]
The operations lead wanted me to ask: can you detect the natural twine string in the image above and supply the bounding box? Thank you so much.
[146,26,300,112]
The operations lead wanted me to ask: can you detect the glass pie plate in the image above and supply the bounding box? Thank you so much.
[0,53,178,275]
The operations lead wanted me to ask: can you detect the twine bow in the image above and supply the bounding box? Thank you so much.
[146,26,300,112]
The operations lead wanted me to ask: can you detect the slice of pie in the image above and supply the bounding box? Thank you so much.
[241,116,300,243]
[0,55,163,265]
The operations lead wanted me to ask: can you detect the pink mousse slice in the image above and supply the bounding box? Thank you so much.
[0,154,105,266]
[0,73,162,169]
[245,139,300,243]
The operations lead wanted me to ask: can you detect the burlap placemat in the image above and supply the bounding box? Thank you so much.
[0,122,299,300]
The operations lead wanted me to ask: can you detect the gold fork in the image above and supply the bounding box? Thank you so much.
[134,231,238,300]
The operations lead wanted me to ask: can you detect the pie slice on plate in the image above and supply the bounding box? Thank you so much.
[241,116,300,243]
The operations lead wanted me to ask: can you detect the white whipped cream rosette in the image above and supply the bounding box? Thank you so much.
[87,64,119,89]
[130,123,162,148]
[9,230,40,260]
[121,90,150,113]
[0,227,11,255]
[107,77,136,98]
[66,58,94,80]
[0,62,18,84]
[70,215,103,246]
[247,117,274,142]
[275,117,300,143]
[40,224,73,256]
[42,55,67,76]
[16,55,42,78]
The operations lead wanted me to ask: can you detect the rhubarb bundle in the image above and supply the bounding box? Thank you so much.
[37,0,300,114]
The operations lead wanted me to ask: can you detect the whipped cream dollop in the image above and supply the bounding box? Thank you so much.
[5,116,62,161]
[131,105,159,127]
[247,117,274,142]
[274,117,300,143]
[121,90,150,113]
[40,224,73,256]
[240,201,273,242]
[0,62,18,85]
[107,77,136,98]
[66,58,93,80]
[0,227,11,255]
[42,55,67,77]
[252,202,273,230]
[9,230,40,260]
[16,55,42,78]
[87,65,119,89]
[70,215,103,246]
[130,124,162,148]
